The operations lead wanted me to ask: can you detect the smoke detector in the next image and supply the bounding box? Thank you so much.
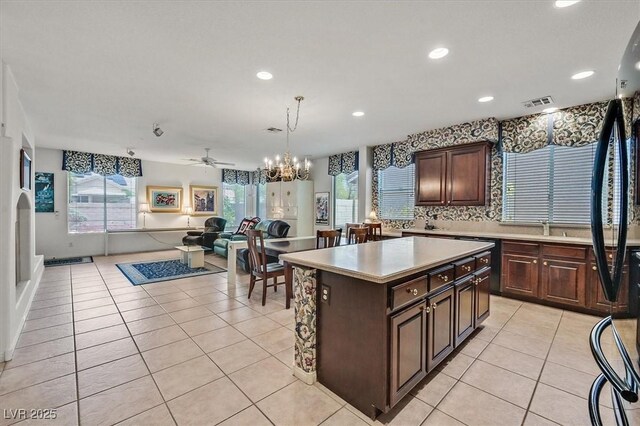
[522,96,554,108]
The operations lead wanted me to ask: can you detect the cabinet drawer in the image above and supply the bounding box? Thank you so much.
[391,277,428,311]
[428,265,454,293]
[475,251,491,269]
[503,241,539,255]
[454,258,475,279]
[542,244,586,260]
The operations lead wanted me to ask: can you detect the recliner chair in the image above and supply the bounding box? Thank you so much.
[182,217,227,248]
[212,216,261,258]
[237,220,291,272]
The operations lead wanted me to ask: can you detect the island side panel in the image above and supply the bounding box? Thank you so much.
[316,271,389,417]
[293,266,318,384]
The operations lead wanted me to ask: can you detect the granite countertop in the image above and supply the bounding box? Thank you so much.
[389,228,640,246]
[279,236,494,284]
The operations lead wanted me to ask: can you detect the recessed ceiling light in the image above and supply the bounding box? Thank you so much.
[543,107,558,113]
[352,111,365,117]
[256,71,273,80]
[571,70,594,80]
[428,47,449,59]
[554,0,581,8]
[478,96,494,103]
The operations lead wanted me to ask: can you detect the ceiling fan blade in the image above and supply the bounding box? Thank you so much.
[182,158,202,162]
[213,161,235,166]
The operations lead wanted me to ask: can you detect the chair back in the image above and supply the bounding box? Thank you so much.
[316,229,342,249]
[345,223,363,236]
[348,227,369,244]
[204,217,227,232]
[267,220,291,238]
[366,223,383,241]
[246,229,267,276]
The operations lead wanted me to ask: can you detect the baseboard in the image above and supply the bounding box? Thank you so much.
[293,365,317,385]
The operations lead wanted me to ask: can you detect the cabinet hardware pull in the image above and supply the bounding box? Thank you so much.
[432,303,437,310]
[592,266,597,271]
[543,261,548,266]
[464,265,471,271]
[406,288,418,296]
[482,258,489,264]
[425,306,431,313]
[533,260,538,264]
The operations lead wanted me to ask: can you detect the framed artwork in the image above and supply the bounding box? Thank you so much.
[190,185,218,215]
[35,172,55,212]
[315,192,330,225]
[20,149,32,191]
[146,186,183,213]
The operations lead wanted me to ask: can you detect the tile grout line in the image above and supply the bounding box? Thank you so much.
[92,262,181,426]
[68,266,82,426]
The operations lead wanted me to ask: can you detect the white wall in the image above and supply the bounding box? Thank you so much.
[0,62,44,361]
[35,148,224,258]
[310,157,332,232]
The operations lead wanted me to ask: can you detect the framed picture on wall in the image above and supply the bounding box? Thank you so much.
[20,149,32,191]
[315,192,330,225]
[35,172,55,212]
[146,186,183,213]
[190,185,218,215]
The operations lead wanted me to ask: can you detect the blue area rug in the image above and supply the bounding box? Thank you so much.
[45,256,93,267]
[116,259,225,286]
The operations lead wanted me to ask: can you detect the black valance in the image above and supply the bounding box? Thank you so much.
[328,151,359,176]
[372,140,414,171]
[222,168,251,185]
[251,169,267,185]
[62,150,143,177]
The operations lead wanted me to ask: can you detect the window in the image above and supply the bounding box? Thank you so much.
[502,143,627,224]
[223,183,247,230]
[68,173,137,233]
[333,171,358,229]
[256,183,267,220]
[377,165,415,220]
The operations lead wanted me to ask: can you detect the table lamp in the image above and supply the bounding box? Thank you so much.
[365,210,378,223]
[139,203,150,229]
[184,205,193,227]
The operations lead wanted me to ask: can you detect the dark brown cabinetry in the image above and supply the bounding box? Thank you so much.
[390,301,427,406]
[501,241,629,314]
[415,141,491,207]
[454,276,475,346]
[475,267,491,324]
[426,287,455,371]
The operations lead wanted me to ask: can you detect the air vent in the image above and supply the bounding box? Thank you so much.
[266,127,283,133]
[522,96,554,108]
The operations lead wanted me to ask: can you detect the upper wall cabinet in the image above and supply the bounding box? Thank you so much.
[415,141,492,206]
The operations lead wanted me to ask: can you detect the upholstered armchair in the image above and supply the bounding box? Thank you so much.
[237,220,291,272]
[182,217,227,248]
[212,217,261,258]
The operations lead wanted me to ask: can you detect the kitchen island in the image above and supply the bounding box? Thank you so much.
[280,236,494,419]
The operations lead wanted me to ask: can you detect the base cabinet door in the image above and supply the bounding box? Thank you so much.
[501,254,539,297]
[426,287,455,372]
[475,267,491,324]
[390,301,427,406]
[588,263,629,313]
[540,258,586,307]
[454,277,475,347]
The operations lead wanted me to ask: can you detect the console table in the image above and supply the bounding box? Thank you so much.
[104,227,203,256]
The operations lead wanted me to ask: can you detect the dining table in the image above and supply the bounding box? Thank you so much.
[259,237,319,309]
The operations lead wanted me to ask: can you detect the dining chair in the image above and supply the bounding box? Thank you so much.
[366,223,383,241]
[345,223,363,237]
[316,229,342,249]
[246,229,286,306]
[347,227,369,244]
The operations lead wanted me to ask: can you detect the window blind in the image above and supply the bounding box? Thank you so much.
[503,144,616,225]
[378,165,415,220]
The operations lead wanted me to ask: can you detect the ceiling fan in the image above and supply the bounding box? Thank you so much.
[185,148,235,168]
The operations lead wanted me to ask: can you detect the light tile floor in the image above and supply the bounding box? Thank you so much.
[1,249,639,425]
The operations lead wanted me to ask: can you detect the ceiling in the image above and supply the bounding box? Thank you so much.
[1,1,638,170]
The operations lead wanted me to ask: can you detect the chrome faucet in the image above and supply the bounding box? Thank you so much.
[541,221,550,236]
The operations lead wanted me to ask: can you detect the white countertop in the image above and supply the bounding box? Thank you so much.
[390,228,640,246]
[279,236,494,284]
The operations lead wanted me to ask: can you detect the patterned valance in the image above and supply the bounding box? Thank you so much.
[372,140,414,171]
[501,114,549,153]
[222,168,251,185]
[62,150,143,177]
[251,169,267,185]
[328,151,359,176]
[552,101,609,147]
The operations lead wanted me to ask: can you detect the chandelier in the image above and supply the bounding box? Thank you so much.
[262,96,311,182]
